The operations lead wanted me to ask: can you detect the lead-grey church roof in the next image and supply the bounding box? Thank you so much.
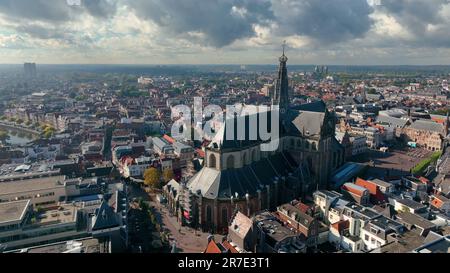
[187,152,301,200]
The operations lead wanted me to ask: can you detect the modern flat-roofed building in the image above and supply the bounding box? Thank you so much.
[0,200,32,235]
[0,200,86,250]
[5,237,107,253]
[0,175,102,208]
[0,175,66,207]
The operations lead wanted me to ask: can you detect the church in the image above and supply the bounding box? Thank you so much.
[164,49,345,234]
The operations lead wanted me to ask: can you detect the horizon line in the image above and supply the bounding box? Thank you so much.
[2,63,450,66]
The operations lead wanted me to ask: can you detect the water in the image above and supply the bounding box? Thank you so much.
[6,130,34,145]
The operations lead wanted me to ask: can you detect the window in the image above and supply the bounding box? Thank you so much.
[226,155,235,169]
[206,205,212,224]
[365,234,369,241]
[209,154,216,168]
[221,207,228,225]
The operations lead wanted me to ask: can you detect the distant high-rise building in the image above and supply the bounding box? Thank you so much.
[313,65,328,80]
[24,63,37,79]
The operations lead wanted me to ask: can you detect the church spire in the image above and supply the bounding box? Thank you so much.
[272,41,289,114]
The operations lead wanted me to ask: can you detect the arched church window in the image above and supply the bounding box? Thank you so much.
[243,152,247,166]
[252,149,257,162]
[307,157,313,172]
[226,155,235,169]
[209,154,216,168]
[312,142,317,151]
[206,205,212,224]
[221,207,228,226]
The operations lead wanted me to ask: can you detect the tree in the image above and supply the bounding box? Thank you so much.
[143,167,161,189]
[0,130,9,144]
[162,168,174,183]
[43,130,53,139]
[43,126,55,139]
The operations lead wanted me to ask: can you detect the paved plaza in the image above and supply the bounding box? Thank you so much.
[149,195,210,253]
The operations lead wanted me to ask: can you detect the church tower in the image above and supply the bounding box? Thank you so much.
[272,41,290,115]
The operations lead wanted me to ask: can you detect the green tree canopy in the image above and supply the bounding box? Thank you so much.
[143,167,161,189]
[0,130,10,143]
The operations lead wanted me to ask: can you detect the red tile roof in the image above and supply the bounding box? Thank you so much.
[204,239,239,253]
[355,178,386,203]
[196,148,205,158]
[163,134,175,144]
[331,220,349,234]
[204,240,222,253]
[418,176,430,184]
[295,202,311,214]
[431,198,443,209]
[221,240,239,253]
[355,178,377,195]
[431,195,449,209]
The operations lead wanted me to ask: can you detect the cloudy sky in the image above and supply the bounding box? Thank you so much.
[0,0,450,65]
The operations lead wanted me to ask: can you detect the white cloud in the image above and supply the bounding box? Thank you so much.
[0,0,449,64]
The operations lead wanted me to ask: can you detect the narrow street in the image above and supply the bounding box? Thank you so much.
[149,196,209,253]
[127,183,209,253]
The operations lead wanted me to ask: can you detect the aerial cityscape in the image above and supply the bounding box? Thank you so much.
[0,0,449,260]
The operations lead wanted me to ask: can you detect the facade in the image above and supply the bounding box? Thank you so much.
[328,220,363,252]
[360,216,404,251]
[341,183,370,206]
[173,142,195,167]
[350,134,368,156]
[227,211,254,252]
[276,203,319,247]
[152,137,175,157]
[350,126,382,149]
[403,118,448,151]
